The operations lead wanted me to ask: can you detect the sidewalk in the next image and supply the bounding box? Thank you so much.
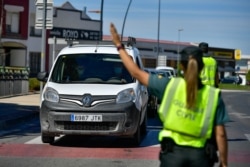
[0,93,40,130]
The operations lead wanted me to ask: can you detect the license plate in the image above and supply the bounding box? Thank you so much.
[71,114,102,122]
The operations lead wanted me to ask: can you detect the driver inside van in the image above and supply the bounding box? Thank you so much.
[77,65,86,80]
[113,63,122,76]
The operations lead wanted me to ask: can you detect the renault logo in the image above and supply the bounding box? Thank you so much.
[82,94,92,107]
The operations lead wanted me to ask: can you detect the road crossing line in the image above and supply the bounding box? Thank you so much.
[25,136,43,144]
[25,136,61,144]
[229,112,250,119]
[245,134,250,142]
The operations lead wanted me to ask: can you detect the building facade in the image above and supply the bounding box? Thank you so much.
[0,0,30,96]
[0,0,29,67]
[0,0,249,97]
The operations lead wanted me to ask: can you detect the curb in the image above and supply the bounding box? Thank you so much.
[0,91,40,99]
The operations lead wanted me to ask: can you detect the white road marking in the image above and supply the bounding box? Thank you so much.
[245,134,250,142]
[25,136,61,144]
[229,112,250,119]
[25,136,43,144]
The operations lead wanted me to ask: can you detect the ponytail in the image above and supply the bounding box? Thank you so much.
[180,46,204,109]
[184,58,198,109]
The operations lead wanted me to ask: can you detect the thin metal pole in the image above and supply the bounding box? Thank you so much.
[121,0,132,42]
[0,0,3,41]
[0,0,4,66]
[177,28,183,76]
[157,0,161,66]
[40,0,47,93]
[100,0,103,41]
[52,36,56,63]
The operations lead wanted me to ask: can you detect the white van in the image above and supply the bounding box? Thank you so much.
[37,39,148,145]
[156,66,176,77]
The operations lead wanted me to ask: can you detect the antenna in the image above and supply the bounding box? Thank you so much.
[95,40,99,52]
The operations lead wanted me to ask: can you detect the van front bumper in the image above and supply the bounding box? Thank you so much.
[40,99,141,137]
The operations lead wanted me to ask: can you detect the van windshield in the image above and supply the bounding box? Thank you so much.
[50,54,134,84]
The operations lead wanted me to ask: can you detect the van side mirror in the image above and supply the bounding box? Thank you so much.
[37,71,48,82]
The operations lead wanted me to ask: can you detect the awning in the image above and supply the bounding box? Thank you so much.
[2,42,26,49]
[4,5,24,12]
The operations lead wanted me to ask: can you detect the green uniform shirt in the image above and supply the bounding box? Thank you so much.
[148,74,230,125]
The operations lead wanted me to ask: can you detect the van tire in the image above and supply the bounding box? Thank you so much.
[41,133,55,144]
[141,113,147,135]
[132,123,141,146]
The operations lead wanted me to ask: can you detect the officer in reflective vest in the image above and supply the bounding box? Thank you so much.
[199,42,219,87]
[156,47,228,167]
[110,23,229,167]
[199,42,220,166]
[158,78,219,147]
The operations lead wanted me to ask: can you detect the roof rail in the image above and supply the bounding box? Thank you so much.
[127,36,136,47]
[65,38,76,47]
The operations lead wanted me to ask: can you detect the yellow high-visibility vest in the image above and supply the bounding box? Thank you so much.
[158,78,219,147]
[201,57,217,86]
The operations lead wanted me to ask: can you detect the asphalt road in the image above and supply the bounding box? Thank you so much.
[0,91,250,167]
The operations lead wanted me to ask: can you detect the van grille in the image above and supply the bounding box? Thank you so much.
[55,121,117,131]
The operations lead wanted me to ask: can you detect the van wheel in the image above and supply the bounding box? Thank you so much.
[132,111,147,146]
[41,133,55,144]
[141,113,147,135]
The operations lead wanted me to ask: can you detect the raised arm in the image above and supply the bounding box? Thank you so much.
[110,23,149,86]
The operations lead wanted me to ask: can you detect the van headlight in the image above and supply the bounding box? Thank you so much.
[116,88,135,103]
[44,87,59,103]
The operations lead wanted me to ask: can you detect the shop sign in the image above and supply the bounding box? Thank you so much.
[49,27,100,41]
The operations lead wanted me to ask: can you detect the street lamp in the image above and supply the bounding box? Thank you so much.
[100,0,103,41]
[0,0,4,66]
[157,0,161,65]
[121,0,133,42]
[177,28,183,76]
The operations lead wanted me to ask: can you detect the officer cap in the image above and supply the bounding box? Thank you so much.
[198,42,209,49]
[180,46,204,71]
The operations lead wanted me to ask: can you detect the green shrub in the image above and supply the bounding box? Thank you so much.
[219,83,250,90]
[29,78,40,91]
[246,70,250,82]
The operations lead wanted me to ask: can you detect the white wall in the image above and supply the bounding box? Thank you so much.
[239,74,246,85]
[10,49,26,66]
[53,10,100,31]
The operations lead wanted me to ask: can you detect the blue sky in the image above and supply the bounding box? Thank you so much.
[53,0,250,55]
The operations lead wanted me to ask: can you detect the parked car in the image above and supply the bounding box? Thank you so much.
[144,68,172,79]
[144,68,172,118]
[156,66,176,77]
[144,68,159,118]
[37,39,148,145]
[220,75,242,85]
[148,67,176,105]
[157,70,173,79]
